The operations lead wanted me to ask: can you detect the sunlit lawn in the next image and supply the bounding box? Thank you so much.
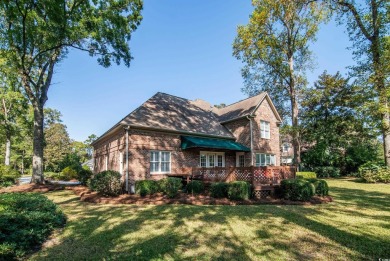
[30,179,390,260]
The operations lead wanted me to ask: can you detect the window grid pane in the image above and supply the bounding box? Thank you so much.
[150,151,170,173]
[217,155,223,167]
[200,155,206,167]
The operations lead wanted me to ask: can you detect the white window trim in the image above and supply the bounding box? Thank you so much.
[105,155,108,171]
[200,151,225,168]
[150,151,171,174]
[260,120,270,139]
[255,153,276,166]
[119,152,123,175]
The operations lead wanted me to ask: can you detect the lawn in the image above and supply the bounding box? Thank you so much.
[30,179,389,260]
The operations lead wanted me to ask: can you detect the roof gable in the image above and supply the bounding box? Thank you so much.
[120,92,234,138]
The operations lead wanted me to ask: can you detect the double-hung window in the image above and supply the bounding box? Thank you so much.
[255,153,276,166]
[260,121,270,139]
[199,151,225,167]
[150,151,171,174]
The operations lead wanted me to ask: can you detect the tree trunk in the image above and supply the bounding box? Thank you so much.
[31,105,45,183]
[4,135,11,166]
[291,95,301,170]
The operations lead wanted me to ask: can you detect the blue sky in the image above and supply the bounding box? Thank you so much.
[46,0,354,142]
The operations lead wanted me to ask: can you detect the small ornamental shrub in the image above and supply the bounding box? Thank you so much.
[306,178,329,196]
[0,165,21,187]
[58,166,78,181]
[78,168,93,185]
[360,168,390,183]
[44,172,59,180]
[0,193,66,259]
[186,180,204,194]
[227,181,251,200]
[281,179,315,201]
[210,182,229,198]
[313,166,340,178]
[135,180,159,196]
[88,170,122,196]
[158,178,182,198]
[296,172,317,179]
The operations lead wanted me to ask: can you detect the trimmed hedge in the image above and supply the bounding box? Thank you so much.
[0,165,21,187]
[210,182,229,198]
[281,179,315,201]
[0,193,66,259]
[227,181,251,200]
[158,178,182,198]
[186,180,204,194]
[135,180,159,196]
[306,178,329,196]
[58,166,78,181]
[88,170,122,196]
[296,172,317,179]
[313,166,340,178]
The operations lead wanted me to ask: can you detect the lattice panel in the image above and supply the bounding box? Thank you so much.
[253,190,271,199]
[234,169,252,181]
[253,168,271,184]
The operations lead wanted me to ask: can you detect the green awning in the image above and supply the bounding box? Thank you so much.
[181,136,250,152]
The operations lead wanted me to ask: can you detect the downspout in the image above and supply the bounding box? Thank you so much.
[247,116,254,166]
[125,126,130,193]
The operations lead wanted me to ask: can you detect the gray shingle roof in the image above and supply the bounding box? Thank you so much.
[120,92,234,138]
[213,92,266,122]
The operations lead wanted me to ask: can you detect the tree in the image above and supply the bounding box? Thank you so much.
[233,0,326,168]
[0,0,143,183]
[330,0,390,165]
[44,123,71,172]
[84,134,97,158]
[44,108,62,128]
[301,71,380,173]
[0,65,29,166]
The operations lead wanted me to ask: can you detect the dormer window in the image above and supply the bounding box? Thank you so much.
[260,120,270,139]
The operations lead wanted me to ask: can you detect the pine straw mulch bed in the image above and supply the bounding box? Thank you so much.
[0,183,333,206]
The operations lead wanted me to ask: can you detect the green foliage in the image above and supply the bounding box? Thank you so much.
[313,166,340,178]
[78,168,93,186]
[0,164,21,187]
[43,171,59,180]
[158,178,182,198]
[58,153,83,173]
[186,180,204,194]
[210,182,229,198]
[58,167,78,181]
[227,181,251,200]
[306,178,329,196]
[360,167,390,183]
[88,170,122,196]
[135,180,159,196]
[0,193,66,259]
[296,172,317,179]
[281,179,315,201]
[44,123,72,172]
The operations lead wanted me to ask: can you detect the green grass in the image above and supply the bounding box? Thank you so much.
[30,179,390,260]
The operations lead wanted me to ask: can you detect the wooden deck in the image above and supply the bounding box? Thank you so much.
[168,166,296,198]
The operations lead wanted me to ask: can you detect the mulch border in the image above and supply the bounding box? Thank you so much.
[1,184,333,206]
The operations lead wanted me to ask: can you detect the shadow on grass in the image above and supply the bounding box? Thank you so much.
[31,182,390,260]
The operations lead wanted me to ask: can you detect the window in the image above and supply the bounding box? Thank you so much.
[282,143,289,152]
[199,151,225,167]
[260,121,270,139]
[150,151,171,173]
[255,153,276,166]
[236,152,245,167]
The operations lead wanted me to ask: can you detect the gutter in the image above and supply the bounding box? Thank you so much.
[124,126,130,194]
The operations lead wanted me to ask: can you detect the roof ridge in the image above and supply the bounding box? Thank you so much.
[216,92,266,110]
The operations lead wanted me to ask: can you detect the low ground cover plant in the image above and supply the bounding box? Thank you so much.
[88,170,122,196]
[0,193,66,259]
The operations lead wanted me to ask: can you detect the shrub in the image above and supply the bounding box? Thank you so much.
[44,171,60,180]
[296,172,317,179]
[88,170,122,196]
[210,182,229,198]
[0,193,66,259]
[360,167,390,183]
[78,168,93,185]
[281,179,315,201]
[135,180,159,196]
[158,178,182,198]
[186,180,204,194]
[227,181,251,200]
[0,165,21,187]
[313,166,340,178]
[58,166,78,181]
[306,178,329,196]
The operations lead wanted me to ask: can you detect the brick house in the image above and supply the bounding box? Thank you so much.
[92,92,282,192]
